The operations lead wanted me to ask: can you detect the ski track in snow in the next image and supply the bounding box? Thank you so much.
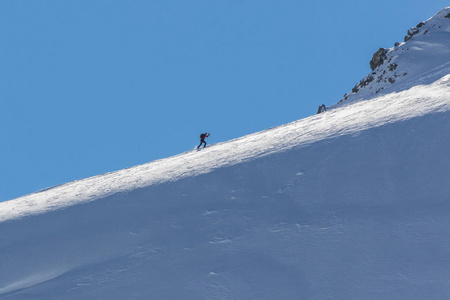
[1,74,450,222]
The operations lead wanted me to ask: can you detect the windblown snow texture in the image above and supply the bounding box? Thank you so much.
[1,8,450,300]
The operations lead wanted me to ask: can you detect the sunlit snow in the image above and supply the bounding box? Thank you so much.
[1,8,450,300]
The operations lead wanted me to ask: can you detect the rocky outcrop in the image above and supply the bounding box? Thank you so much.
[340,48,408,103]
[351,75,375,94]
[388,63,398,71]
[416,21,426,28]
[370,48,387,71]
[337,7,450,106]
[316,104,327,114]
[404,22,426,41]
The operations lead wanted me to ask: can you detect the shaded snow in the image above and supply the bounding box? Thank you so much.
[0,74,450,299]
[2,8,450,296]
[1,75,450,222]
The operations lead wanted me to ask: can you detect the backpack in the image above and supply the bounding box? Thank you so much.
[200,133,206,139]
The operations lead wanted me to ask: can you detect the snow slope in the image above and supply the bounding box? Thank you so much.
[336,7,450,106]
[2,6,450,298]
[1,73,450,299]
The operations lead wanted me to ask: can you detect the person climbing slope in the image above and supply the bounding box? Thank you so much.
[197,132,210,149]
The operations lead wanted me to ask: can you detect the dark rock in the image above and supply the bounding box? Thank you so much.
[388,77,395,84]
[388,63,398,71]
[416,22,425,28]
[404,27,419,42]
[370,48,387,71]
[365,76,374,85]
[317,104,327,114]
[350,75,375,94]
[445,13,450,18]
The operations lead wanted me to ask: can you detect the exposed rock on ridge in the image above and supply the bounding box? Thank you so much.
[370,48,388,71]
[337,7,450,106]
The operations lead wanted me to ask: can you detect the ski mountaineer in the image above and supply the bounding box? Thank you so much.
[197,132,210,149]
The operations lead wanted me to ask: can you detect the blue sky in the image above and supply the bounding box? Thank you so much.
[1,0,448,201]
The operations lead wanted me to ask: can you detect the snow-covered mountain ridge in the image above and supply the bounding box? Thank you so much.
[2,8,450,300]
[2,74,449,223]
[337,7,450,106]
[0,75,450,298]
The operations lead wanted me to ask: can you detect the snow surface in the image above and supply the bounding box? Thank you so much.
[2,7,450,299]
[1,73,450,299]
[337,7,450,106]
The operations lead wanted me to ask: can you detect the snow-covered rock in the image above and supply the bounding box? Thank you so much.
[337,7,450,106]
[1,8,450,300]
[1,73,449,299]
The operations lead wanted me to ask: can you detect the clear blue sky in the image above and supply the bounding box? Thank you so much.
[1,0,448,201]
